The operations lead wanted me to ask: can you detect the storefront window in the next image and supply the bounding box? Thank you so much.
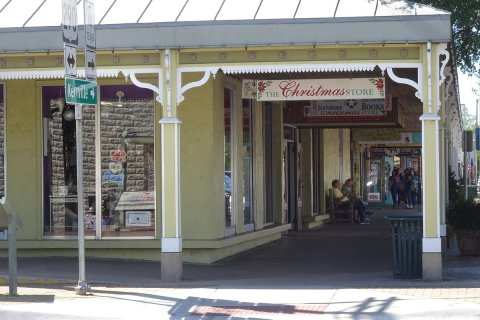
[42,85,155,238]
[0,83,5,199]
[366,159,382,202]
[242,99,253,228]
[43,87,96,237]
[224,87,233,228]
[99,85,155,238]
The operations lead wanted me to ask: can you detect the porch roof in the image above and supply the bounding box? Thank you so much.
[0,0,451,52]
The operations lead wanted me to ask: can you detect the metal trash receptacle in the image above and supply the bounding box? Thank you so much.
[385,215,423,279]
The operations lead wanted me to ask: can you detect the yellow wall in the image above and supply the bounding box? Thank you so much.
[342,129,352,182]
[253,100,265,230]
[300,129,313,217]
[323,129,341,196]
[178,72,222,239]
[5,80,42,240]
[322,128,351,198]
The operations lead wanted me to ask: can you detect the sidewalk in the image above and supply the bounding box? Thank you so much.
[1,207,480,319]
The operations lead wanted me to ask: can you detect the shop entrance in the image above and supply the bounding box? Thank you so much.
[282,125,302,231]
[362,146,422,208]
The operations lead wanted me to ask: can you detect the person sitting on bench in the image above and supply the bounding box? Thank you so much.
[337,178,369,224]
[331,179,350,209]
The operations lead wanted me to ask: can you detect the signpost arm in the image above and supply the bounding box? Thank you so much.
[74,104,89,294]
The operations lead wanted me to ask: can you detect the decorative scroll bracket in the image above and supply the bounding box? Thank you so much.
[437,43,449,112]
[120,68,163,104]
[377,63,423,102]
[177,67,220,105]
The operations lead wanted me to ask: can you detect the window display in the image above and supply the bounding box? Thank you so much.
[224,87,233,228]
[43,86,96,237]
[42,85,156,238]
[0,83,4,200]
[99,85,155,237]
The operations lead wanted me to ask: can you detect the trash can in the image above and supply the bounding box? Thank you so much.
[385,215,423,279]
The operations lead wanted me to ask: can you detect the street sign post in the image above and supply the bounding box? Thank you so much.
[84,0,96,81]
[62,0,78,45]
[65,78,97,105]
[84,0,96,50]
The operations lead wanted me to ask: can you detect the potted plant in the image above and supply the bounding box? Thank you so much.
[447,168,480,256]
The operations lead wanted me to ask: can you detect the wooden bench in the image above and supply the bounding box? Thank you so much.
[327,189,354,224]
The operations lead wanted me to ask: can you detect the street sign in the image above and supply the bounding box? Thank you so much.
[84,0,96,50]
[64,44,77,78]
[85,50,96,80]
[62,0,78,45]
[65,78,97,105]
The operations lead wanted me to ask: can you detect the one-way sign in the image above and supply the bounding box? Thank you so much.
[64,44,77,77]
[85,50,96,80]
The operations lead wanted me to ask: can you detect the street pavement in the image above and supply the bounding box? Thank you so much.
[1,207,480,319]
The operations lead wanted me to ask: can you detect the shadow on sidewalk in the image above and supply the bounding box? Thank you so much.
[0,207,479,288]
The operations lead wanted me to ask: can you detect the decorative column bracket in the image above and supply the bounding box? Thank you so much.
[377,64,423,102]
[177,67,220,105]
[120,68,163,104]
[437,43,450,112]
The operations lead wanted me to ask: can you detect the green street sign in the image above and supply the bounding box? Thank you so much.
[65,78,97,105]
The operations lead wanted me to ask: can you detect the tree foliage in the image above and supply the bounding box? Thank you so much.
[461,104,477,130]
[416,0,480,76]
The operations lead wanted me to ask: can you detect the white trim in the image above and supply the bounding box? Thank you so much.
[161,237,182,252]
[0,67,162,81]
[440,224,447,237]
[121,69,163,105]
[165,49,172,116]
[423,237,441,253]
[159,118,182,239]
[435,119,441,237]
[222,63,377,74]
[161,123,166,238]
[244,223,255,233]
[420,113,441,239]
[225,227,236,237]
[427,42,432,113]
[0,68,121,80]
[175,122,181,238]
[383,65,423,102]
[419,113,441,121]
[436,43,449,111]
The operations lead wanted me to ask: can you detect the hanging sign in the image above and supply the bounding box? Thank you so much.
[256,78,385,101]
[305,97,391,117]
[284,96,392,124]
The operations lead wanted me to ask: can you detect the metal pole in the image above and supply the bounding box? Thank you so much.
[7,207,17,296]
[74,104,90,295]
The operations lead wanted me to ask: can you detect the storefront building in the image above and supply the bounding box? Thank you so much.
[0,0,462,281]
